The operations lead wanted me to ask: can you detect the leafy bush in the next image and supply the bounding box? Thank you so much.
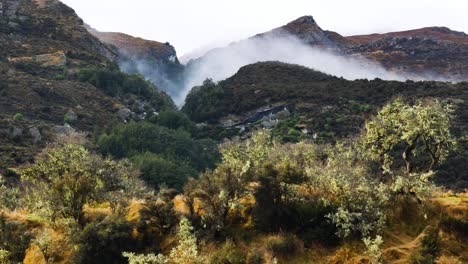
[169,217,203,264]
[20,144,144,221]
[122,252,168,264]
[13,113,24,121]
[210,240,246,264]
[182,79,231,122]
[264,233,303,256]
[0,217,33,263]
[97,121,219,189]
[131,153,197,190]
[151,110,194,132]
[73,217,138,264]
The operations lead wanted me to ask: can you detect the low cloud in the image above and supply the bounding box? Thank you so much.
[176,34,405,105]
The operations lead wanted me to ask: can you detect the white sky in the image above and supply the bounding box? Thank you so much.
[61,0,468,56]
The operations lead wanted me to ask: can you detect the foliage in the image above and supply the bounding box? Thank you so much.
[0,249,10,264]
[363,235,384,264]
[271,116,306,143]
[210,240,246,264]
[0,176,19,210]
[169,217,202,264]
[363,98,456,175]
[151,110,194,132]
[20,144,143,221]
[182,79,231,122]
[132,152,197,191]
[13,113,24,121]
[97,121,219,190]
[79,66,174,109]
[264,233,303,256]
[410,227,440,264]
[0,216,33,263]
[73,216,138,264]
[122,252,168,264]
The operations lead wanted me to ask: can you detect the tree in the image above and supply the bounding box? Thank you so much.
[21,144,141,221]
[363,99,456,175]
[169,217,202,264]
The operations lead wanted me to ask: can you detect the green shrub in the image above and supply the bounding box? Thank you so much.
[78,66,174,110]
[13,113,24,121]
[182,79,231,122]
[131,153,197,190]
[0,217,33,263]
[73,217,138,264]
[210,240,246,264]
[152,110,194,132]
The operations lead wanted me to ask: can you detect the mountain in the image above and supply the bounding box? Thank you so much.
[0,0,174,169]
[255,16,352,51]
[188,15,468,81]
[183,61,468,189]
[87,27,185,98]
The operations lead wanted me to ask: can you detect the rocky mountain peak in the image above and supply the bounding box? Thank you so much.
[287,15,317,26]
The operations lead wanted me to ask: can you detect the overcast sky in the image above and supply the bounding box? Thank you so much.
[61,0,468,56]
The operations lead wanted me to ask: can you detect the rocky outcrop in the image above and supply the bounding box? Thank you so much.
[87,26,185,97]
[256,16,352,51]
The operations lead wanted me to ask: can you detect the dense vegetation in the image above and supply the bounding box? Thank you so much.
[1,99,466,264]
[97,114,219,190]
[79,66,175,109]
[182,62,468,190]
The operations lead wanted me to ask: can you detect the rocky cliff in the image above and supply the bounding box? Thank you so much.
[87,27,185,98]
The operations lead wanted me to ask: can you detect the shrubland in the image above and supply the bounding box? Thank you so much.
[0,98,466,264]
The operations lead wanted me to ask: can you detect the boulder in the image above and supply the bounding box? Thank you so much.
[9,126,23,139]
[52,124,75,135]
[117,108,133,121]
[65,110,78,123]
[29,127,42,144]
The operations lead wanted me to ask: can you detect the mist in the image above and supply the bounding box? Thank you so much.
[175,34,407,106]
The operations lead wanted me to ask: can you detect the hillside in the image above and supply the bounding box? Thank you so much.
[0,0,174,169]
[87,27,185,98]
[183,61,468,189]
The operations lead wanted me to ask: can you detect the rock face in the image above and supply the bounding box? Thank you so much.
[87,26,185,97]
[256,16,351,51]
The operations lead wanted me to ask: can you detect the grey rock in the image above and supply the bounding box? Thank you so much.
[117,108,132,120]
[10,127,23,139]
[29,127,42,144]
[261,120,276,129]
[52,124,75,135]
[65,110,78,122]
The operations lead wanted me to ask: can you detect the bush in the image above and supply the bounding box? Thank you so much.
[182,79,231,122]
[13,113,24,121]
[97,121,219,189]
[210,240,246,264]
[264,233,303,256]
[131,153,197,190]
[152,110,194,132]
[73,217,138,264]
[0,217,33,263]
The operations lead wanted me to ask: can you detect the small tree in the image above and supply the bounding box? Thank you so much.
[21,144,141,221]
[363,99,456,175]
[169,217,202,264]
